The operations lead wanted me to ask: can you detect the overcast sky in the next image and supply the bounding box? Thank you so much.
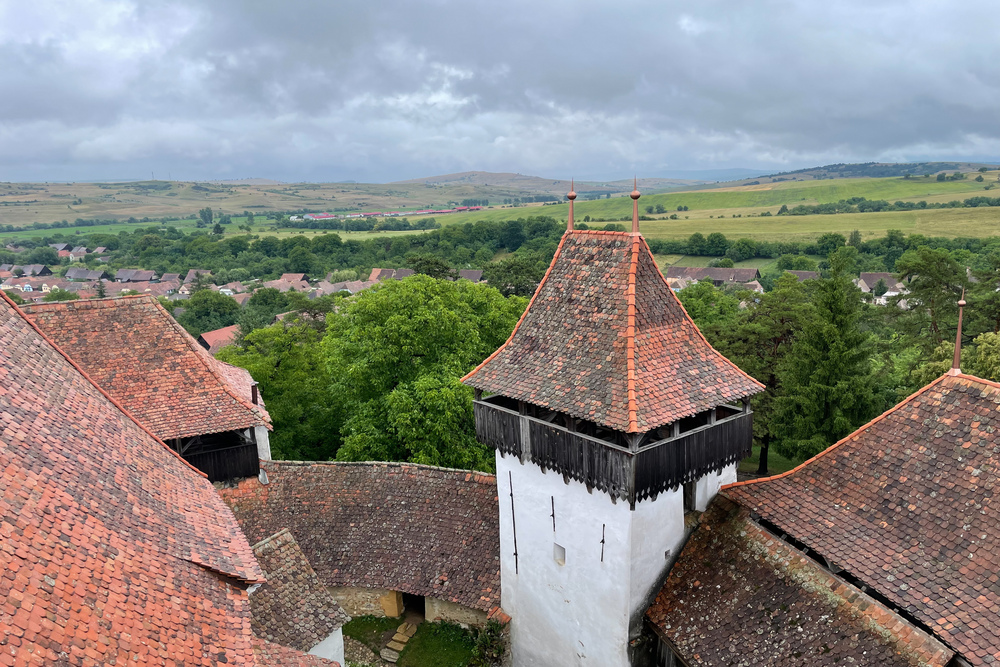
[1,0,997,183]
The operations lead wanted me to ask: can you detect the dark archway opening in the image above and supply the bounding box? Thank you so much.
[402,592,425,619]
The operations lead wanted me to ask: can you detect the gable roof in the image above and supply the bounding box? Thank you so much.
[664,266,761,283]
[252,638,340,666]
[648,497,953,666]
[221,461,501,613]
[785,269,818,281]
[251,529,349,653]
[725,373,1000,666]
[186,268,213,283]
[0,290,266,665]
[19,296,269,440]
[463,230,762,433]
[200,323,241,354]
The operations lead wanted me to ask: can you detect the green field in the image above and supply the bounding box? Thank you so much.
[4,172,1000,244]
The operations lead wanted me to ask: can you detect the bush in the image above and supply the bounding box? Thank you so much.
[471,620,507,667]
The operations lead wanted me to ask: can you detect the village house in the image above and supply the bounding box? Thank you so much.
[200,323,241,354]
[0,290,339,666]
[19,296,272,482]
[664,265,761,286]
[784,269,819,280]
[65,266,110,281]
[115,268,159,282]
[0,263,52,276]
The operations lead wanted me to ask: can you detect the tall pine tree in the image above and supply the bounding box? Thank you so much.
[772,248,887,460]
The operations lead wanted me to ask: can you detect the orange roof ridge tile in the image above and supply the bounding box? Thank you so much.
[723,372,952,490]
[625,236,640,432]
[1,290,208,480]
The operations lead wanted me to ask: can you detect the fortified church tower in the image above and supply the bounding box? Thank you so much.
[463,182,763,666]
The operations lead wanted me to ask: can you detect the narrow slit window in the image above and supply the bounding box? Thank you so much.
[553,543,566,566]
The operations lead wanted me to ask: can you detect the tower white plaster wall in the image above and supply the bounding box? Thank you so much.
[309,628,344,667]
[498,451,688,667]
[627,485,686,637]
[693,463,737,512]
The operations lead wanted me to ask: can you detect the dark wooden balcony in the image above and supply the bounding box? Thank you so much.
[473,396,753,507]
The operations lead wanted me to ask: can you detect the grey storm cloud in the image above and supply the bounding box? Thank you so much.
[0,0,998,182]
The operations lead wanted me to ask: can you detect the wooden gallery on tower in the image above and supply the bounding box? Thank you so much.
[463,183,764,666]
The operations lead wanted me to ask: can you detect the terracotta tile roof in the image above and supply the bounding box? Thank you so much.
[19,296,269,440]
[251,529,349,653]
[252,638,339,666]
[463,231,763,432]
[726,373,1000,666]
[221,461,501,612]
[647,497,954,666]
[200,323,241,354]
[263,279,311,293]
[0,290,266,665]
[186,268,213,283]
[785,269,819,281]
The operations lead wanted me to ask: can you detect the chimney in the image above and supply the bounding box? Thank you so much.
[251,382,259,405]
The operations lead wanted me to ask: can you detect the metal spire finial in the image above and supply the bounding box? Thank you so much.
[630,176,641,234]
[949,289,967,375]
[567,178,577,231]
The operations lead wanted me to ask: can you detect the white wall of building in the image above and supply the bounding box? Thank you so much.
[627,486,686,637]
[309,628,344,667]
[500,452,736,666]
[693,463,737,512]
[254,425,272,461]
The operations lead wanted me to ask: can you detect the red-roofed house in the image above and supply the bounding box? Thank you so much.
[20,296,273,482]
[200,323,241,354]
[0,290,340,666]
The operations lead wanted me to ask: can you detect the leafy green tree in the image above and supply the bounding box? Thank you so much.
[199,207,214,227]
[848,229,862,247]
[95,280,107,298]
[772,249,887,459]
[687,233,706,255]
[218,324,341,460]
[969,332,1000,380]
[43,288,80,302]
[482,256,546,297]
[408,255,457,280]
[815,233,847,258]
[872,278,888,297]
[323,276,527,470]
[238,287,291,337]
[212,223,224,235]
[777,204,789,215]
[677,280,740,329]
[704,232,729,256]
[5,290,24,305]
[177,290,240,336]
[776,254,817,271]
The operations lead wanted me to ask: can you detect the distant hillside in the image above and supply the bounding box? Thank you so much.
[761,162,996,181]
[390,171,706,195]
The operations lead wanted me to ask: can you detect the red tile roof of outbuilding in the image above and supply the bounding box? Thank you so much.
[200,323,241,354]
[726,373,1000,666]
[0,290,266,665]
[463,230,762,433]
[647,497,953,666]
[19,296,269,440]
[221,461,501,613]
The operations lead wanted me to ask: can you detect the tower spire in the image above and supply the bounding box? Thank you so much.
[567,179,577,231]
[949,289,967,376]
[630,177,641,234]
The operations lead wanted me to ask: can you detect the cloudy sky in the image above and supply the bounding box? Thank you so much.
[1,0,997,183]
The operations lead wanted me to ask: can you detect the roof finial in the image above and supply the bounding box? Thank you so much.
[630,176,641,234]
[949,289,967,375]
[567,178,577,231]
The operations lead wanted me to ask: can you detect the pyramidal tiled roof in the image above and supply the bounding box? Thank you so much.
[726,373,1000,666]
[0,290,267,665]
[463,230,763,433]
[19,295,269,440]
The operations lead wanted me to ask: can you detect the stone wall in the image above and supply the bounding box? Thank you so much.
[328,586,400,618]
[425,597,489,627]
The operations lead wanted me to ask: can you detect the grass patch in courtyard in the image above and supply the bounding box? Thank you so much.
[399,622,475,667]
[738,445,801,477]
[342,615,399,654]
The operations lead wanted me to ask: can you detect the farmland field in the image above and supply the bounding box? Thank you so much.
[3,171,1000,243]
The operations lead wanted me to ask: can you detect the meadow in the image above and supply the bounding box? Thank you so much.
[4,171,1000,245]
